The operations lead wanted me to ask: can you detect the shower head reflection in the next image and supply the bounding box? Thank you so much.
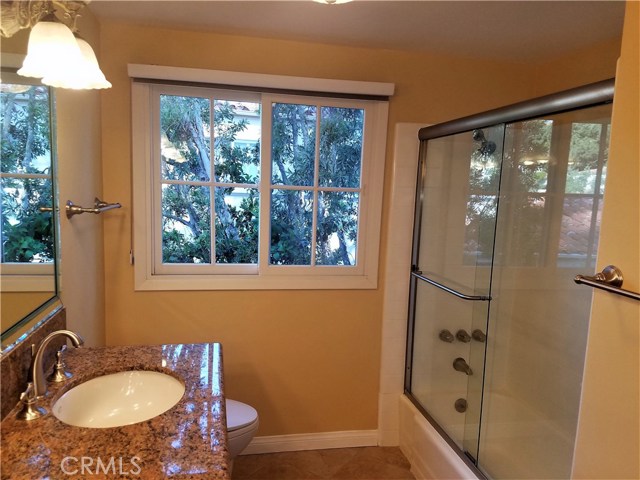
[473,129,496,156]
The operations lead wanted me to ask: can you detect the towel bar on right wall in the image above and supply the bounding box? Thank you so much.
[574,265,640,301]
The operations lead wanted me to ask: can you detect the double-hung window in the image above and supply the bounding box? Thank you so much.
[131,66,391,290]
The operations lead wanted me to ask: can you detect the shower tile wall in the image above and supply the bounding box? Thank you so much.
[378,123,423,446]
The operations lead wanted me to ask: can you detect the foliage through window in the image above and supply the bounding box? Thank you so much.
[159,94,260,266]
[270,103,363,266]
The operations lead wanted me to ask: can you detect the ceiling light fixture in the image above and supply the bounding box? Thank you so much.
[1,1,111,90]
[42,34,112,89]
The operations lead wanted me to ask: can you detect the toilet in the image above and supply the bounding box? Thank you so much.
[225,399,259,460]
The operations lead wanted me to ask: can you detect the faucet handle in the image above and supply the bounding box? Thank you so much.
[456,329,471,343]
[48,345,73,383]
[472,329,486,342]
[16,382,47,421]
[439,329,455,343]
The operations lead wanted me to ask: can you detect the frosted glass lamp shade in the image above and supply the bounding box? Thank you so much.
[43,37,112,89]
[17,19,83,79]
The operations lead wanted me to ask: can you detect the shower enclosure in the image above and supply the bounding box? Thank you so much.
[404,80,614,479]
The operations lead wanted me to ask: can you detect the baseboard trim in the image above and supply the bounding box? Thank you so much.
[240,430,379,455]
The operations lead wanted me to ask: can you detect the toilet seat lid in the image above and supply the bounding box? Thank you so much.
[226,399,258,431]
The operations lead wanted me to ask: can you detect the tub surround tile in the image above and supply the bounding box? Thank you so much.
[1,342,230,480]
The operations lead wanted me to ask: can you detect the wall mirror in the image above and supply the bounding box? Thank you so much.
[0,68,59,350]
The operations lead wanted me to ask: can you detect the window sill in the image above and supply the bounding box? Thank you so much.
[134,273,378,291]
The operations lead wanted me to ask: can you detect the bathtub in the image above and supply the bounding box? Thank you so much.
[399,394,478,480]
[478,391,574,479]
[400,392,574,479]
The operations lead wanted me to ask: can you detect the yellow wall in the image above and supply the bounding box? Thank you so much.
[1,292,54,332]
[99,23,538,435]
[56,8,106,347]
[572,2,640,478]
[532,37,621,97]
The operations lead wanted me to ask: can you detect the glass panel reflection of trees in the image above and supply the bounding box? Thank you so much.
[464,106,611,268]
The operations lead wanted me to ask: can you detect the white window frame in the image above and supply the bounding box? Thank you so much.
[131,66,391,290]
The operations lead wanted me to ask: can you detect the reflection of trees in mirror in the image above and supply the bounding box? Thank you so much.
[566,123,609,194]
[159,96,364,267]
[465,129,502,265]
[1,84,54,263]
[501,120,552,266]
[463,115,610,268]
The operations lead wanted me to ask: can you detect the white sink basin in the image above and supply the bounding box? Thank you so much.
[52,370,185,428]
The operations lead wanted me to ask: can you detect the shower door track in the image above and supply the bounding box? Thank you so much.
[418,78,614,141]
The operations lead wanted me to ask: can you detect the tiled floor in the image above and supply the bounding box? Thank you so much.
[232,446,415,480]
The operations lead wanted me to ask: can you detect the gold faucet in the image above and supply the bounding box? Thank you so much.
[17,329,84,421]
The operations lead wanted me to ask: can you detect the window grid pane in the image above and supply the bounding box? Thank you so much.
[161,184,211,264]
[1,84,54,265]
[215,187,259,264]
[269,102,364,267]
[316,191,359,266]
[270,189,313,265]
[271,103,316,186]
[159,95,211,182]
[160,94,263,266]
[1,177,54,263]
[213,100,261,184]
[319,107,364,188]
[1,84,51,175]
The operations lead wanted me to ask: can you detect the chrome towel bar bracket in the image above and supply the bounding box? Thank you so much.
[575,265,640,301]
[66,197,121,219]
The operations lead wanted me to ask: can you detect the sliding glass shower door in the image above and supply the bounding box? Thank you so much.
[478,103,612,480]
[406,124,504,461]
[404,80,613,479]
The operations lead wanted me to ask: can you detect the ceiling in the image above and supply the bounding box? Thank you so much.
[88,1,625,62]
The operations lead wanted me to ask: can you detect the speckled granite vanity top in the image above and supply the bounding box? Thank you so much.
[0,343,230,479]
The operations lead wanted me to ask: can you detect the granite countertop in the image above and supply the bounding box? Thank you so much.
[0,343,230,480]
